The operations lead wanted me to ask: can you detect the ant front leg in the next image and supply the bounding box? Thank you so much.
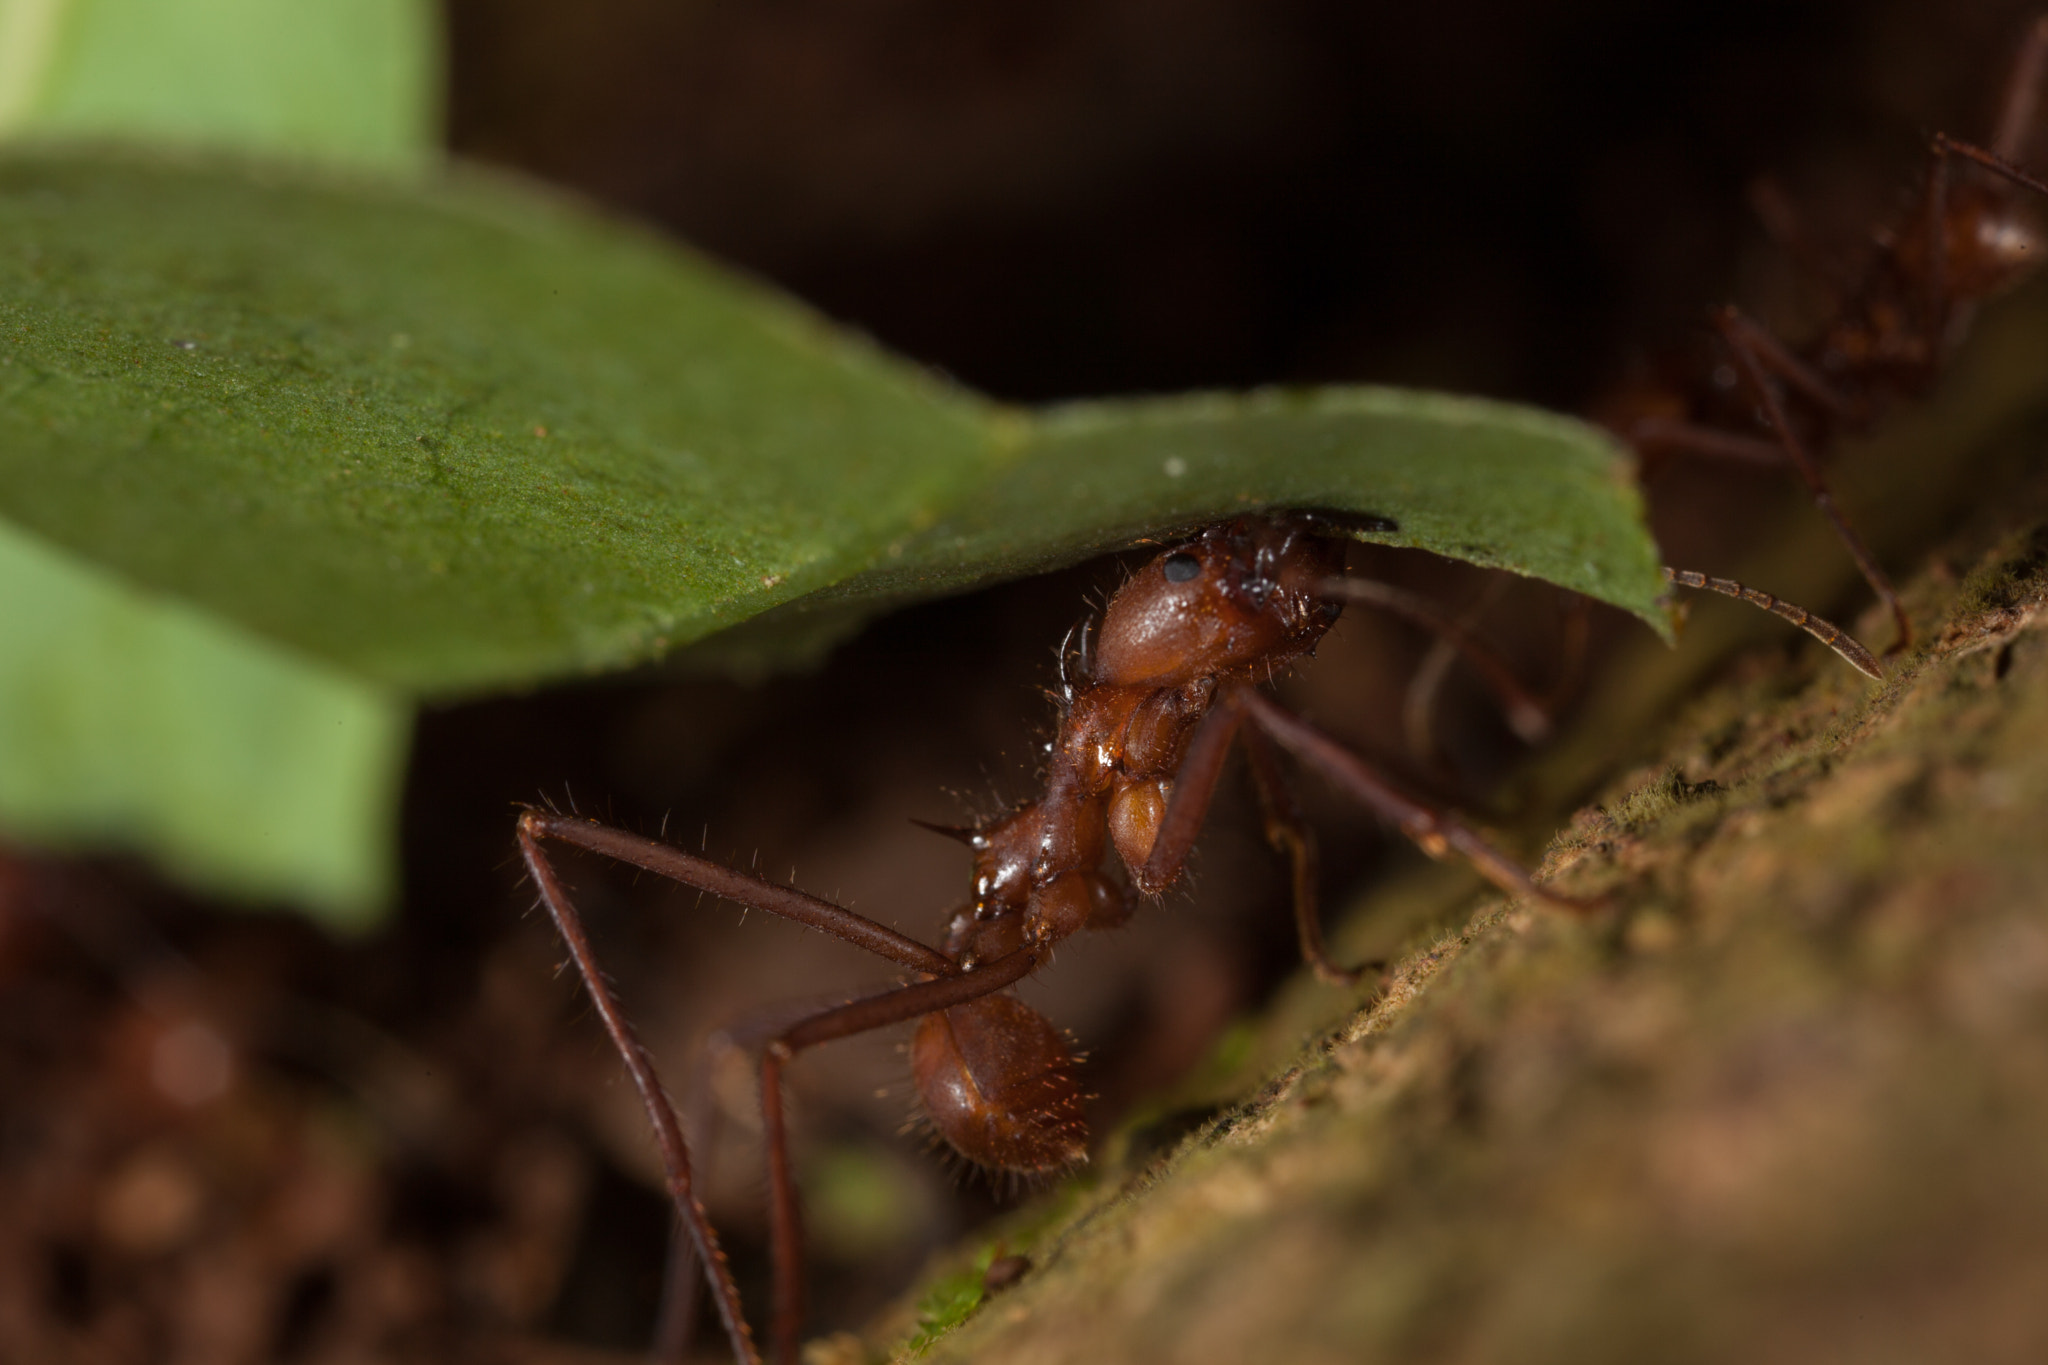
[1710,304,1913,651]
[1225,685,1597,913]
[1131,690,1372,983]
[515,810,961,1365]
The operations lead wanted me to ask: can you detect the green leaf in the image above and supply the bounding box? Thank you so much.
[0,0,438,169]
[0,148,1664,921]
[878,388,1650,603]
[0,518,406,925]
[703,388,1658,675]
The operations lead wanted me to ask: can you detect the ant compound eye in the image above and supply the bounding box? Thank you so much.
[1162,552,1201,583]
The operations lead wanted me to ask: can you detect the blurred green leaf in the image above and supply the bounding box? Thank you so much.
[0,148,1663,921]
[0,518,405,924]
[0,150,1001,697]
[0,0,438,168]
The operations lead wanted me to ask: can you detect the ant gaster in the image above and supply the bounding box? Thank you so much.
[1613,15,2048,651]
[516,512,1583,1365]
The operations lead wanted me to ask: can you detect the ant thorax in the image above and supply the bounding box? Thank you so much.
[946,516,1349,969]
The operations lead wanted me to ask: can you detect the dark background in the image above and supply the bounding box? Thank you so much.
[7,2,2043,1359]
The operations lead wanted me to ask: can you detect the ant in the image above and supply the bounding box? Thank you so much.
[1611,14,2048,652]
[516,512,1597,1365]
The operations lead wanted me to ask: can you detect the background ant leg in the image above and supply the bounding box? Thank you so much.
[1402,586,1592,773]
[1394,575,1515,773]
[1228,686,1596,912]
[1710,305,1913,650]
[1239,724,1374,986]
[1627,417,1792,469]
[753,952,1041,1365]
[1927,134,2048,211]
[1711,306,1863,420]
[1318,577,1552,743]
[1663,568,1883,678]
[1994,15,2048,162]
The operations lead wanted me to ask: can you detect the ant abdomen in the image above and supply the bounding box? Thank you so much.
[911,994,1088,1173]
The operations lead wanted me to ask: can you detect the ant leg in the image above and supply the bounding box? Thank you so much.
[519,812,955,977]
[516,811,964,1365]
[1628,416,1792,469]
[1139,688,1592,920]
[1663,568,1883,679]
[1386,575,1518,771]
[1402,630,1461,774]
[656,995,853,1364]
[1990,15,2048,166]
[1239,723,1374,986]
[1318,577,1551,742]
[1713,306,1863,421]
[516,816,763,1365]
[1132,690,1256,898]
[1405,586,1590,771]
[1934,134,2048,196]
[1710,305,1913,650]
[1541,591,1594,718]
[1227,685,1598,912]
[755,951,1041,1365]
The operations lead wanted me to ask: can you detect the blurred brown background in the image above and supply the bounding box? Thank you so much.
[5,0,2042,1359]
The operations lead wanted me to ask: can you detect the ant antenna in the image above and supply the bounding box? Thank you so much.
[1663,568,1883,679]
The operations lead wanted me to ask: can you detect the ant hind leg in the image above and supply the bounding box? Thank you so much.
[755,956,1041,1365]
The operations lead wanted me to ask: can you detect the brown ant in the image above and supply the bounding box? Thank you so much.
[1611,14,2048,652]
[516,512,1593,1365]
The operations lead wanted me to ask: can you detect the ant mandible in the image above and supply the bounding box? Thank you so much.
[516,512,1586,1365]
[1615,14,2048,652]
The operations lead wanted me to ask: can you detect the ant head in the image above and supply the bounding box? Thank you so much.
[1091,515,1345,689]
